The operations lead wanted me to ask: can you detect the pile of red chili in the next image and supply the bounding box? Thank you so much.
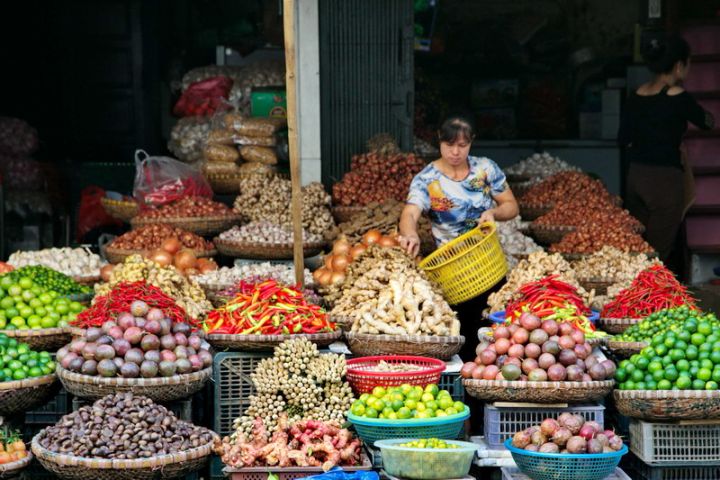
[601,264,697,319]
[72,281,196,328]
[203,279,334,335]
[506,275,595,333]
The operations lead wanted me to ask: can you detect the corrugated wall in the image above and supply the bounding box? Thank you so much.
[318,0,414,186]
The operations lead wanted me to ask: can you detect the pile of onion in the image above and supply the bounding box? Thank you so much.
[106,237,218,278]
[313,229,399,287]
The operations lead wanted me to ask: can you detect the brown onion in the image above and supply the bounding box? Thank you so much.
[378,235,399,247]
[332,238,351,256]
[349,244,367,260]
[361,229,382,246]
[161,237,181,254]
[148,249,173,267]
[100,264,114,282]
[174,250,197,271]
[331,254,351,272]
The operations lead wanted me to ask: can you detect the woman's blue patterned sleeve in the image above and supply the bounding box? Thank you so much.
[407,174,430,212]
[486,159,508,196]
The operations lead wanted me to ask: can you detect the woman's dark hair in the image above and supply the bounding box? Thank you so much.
[438,114,475,144]
[642,33,691,74]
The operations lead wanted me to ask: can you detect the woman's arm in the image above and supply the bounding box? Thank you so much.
[399,204,423,256]
[478,189,519,223]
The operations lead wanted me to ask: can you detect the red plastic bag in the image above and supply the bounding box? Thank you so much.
[76,186,122,242]
[173,76,234,117]
[133,150,213,208]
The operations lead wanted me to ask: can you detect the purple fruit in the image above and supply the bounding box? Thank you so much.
[120,362,140,378]
[85,327,103,342]
[124,348,144,365]
[97,359,118,377]
[81,360,98,376]
[144,350,161,363]
[158,361,177,377]
[176,358,192,374]
[95,344,116,360]
[141,334,160,352]
[140,360,159,378]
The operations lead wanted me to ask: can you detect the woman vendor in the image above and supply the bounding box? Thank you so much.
[398,114,519,360]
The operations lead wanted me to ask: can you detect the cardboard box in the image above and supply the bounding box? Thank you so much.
[251,87,286,118]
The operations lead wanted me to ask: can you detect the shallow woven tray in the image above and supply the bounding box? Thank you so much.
[72,275,101,287]
[596,317,642,335]
[605,339,647,359]
[344,333,465,361]
[0,452,32,477]
[214,238,326,260]
[206,174,242,194]
[0,374,58,417]
[578,277,616,296]
[101,198,139,223]
[32,432,216,480]
[561,251,657,262]
[207,330,342,351]
[104,246,217,265]
[66,326,86,339]
[529,224,574,245]
[224,453,373,478]
[131,215,242,237]
[614,390,720,421]
[463,379,614,403]
[332,205,366,223]
[57,366,211,402]
[0,328,71,352]
[518,202,553,221]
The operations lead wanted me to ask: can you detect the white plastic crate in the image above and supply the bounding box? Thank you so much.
[484,403,605,450]
[627,453,720,480]
[502,467,631,480]
[629,419,720,466]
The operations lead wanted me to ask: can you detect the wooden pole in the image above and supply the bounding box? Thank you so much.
[283,0,304,287]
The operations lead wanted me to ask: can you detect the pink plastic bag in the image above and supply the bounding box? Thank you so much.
[132,150,213,208]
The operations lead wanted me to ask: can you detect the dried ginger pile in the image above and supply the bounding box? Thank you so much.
[329,246,459,336]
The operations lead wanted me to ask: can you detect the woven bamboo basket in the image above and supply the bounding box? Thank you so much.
[131,215,242,237]
[214,238,326,260]
[481,331,604,347]
[463,379,614,403]
[578,277,616,296]
[606,340,647,359]
[104,246,217,265]
[506,173,534,183]
[614,390,720,421]
[596,317,642,335]
[529,224,575,245]
[206,174,242,194]
[0,374,58,417]
[207,330,342,351]
[0,328,71,352]
[66,326,86,339]
[0,452,32,478]
[344,333,465,361]
[31,432,216,480]
[332,205,366,223]
[57,366,211,402]
[518,202,553,221]
[508,182,534,198]
[561,251,658,262]
[101,198,139,223]
[72,275,101,287]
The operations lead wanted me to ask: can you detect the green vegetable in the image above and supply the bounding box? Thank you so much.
[350,384,466,420]
[616,306,715,343]
[1,266,91,295]
[0,276,85,330]
[0,334,54,381]
[399,438,459,449]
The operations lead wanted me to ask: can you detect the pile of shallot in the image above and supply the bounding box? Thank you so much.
[511,414,624,454]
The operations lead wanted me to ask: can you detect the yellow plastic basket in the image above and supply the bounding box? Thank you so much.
[419,222,507,305]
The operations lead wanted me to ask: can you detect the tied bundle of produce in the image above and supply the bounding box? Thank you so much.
[203,279,333,335]
[504,275,597,337]
[549,223,653,254]
[332,152,425,206]
[520,171,614,206]
[74,281,198,329]
[511,414,623,454]
[231,338,354,435]
[601,265,697,319]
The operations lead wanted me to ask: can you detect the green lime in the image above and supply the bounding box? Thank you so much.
[676,376,692,389]
[665,369,679,381]
[693,379,707,390]
[658,379,672,390]
[698,368,713,381]
[365,408,378,418]
[706,381,719,390]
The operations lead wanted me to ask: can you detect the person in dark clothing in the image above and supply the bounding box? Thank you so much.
[619,33,715,261]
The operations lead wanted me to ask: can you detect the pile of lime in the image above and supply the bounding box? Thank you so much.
[616,306,713,343]
[2,266,91,296]
[399,438,459,449]
[0,334,55,381]
[0,276,85,330]
[616,316,720,390]
[350,384,466,420]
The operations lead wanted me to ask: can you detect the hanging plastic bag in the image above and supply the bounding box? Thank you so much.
[173,76,234,117]
[76,186,122,242]
[303,468,379,480]
[132,150,212,208]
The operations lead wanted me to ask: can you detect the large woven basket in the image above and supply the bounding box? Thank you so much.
[463,379,614,403]
[561,251,657,262]
[101,198,139,223]
[0,374,58,417]
[207,330,342,351]
[331,205,366,224]
[518,202,553,221]
[0,328,70,351]
[31,431,216,480]
[596,318,641,335]
[206,174,242,194]
[578,277,616,296]
[344,333,464,361]
[66,326,86,339]
[605,340,647,359]
[529,224,574,245]
[57,366,211,402]
[0,452,32,478]
[614,390,720,421]
[104,246,217,265]
[214,238,326,260]
[131,215,242,237]
[506,173,534,183]
[73,275,101,287]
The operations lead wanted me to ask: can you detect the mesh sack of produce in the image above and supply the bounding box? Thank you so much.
[0,117,39,156]
[133,150,212,208]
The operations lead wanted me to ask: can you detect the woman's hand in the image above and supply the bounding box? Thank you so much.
[478,210,496,225]
[398,234,421,257]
